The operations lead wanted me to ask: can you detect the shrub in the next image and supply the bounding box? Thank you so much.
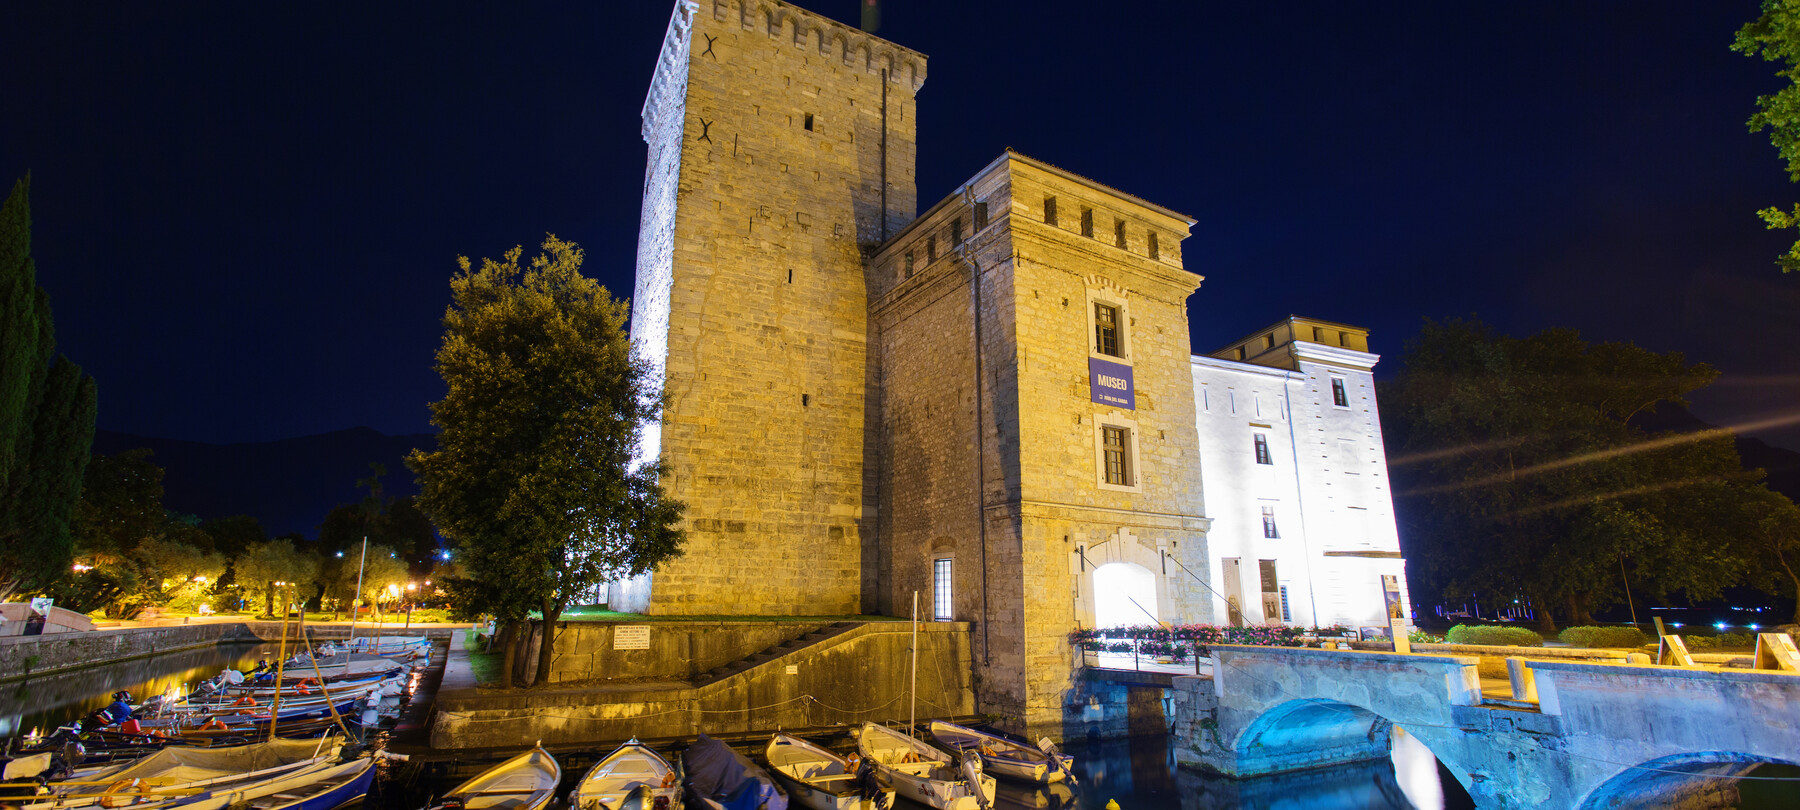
[1714,632,1754,648]
[1445,624,1543,647]
[1683,635,1716,649]
[1558,626,1650,649]
[1408,630,1445,644]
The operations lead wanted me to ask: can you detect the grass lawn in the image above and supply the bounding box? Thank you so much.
[556,610,906,622]
[467,650,505,686]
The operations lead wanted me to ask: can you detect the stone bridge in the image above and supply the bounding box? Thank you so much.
[1168,644,1800,809]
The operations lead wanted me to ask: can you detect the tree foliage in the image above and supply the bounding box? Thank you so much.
[1735,0,1800,272]
[409,236,685,686]
[1384,320,1764,631]
[235,537,321,617]
[0,175,98,600]
[73,449,167,558]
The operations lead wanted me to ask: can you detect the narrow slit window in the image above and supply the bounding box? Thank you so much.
[904,252,915,279]
[974,201,989,231]
[927,235,937,263]
[1147,231,1159,260]
[1114,219,1126,248]
[1253,433,1272,465]
[1094,302,1121,357]
[951,217,963,247]
[803,113,814,131]
[1312,327,1324,342]
[1081,208,1094,238]
[1044,196,1058,226]
[933,559,953,620]
[1235,346,1246,361]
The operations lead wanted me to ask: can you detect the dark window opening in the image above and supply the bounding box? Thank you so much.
[951,217,963,247]
[802,393,810,407]
[1263,333,1274,349]
[1148,231,1159,260]
[1094,302,1121,357]
[904,252,915,279]
[1114,220,1126,248]
[787,269,793,284]
[1235,346,1246,361]
[1254,433,1272,465]
[927,235,937,263]
[1103,426,1131,486]
[974,201,988,231]
[803,113,814,131]
[1044,196,1058,226]
[1262,506,1279,539]
[1331,378,1349,407]
[1080,208,1094,238]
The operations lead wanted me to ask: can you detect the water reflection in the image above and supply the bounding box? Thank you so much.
[0,642,279,737]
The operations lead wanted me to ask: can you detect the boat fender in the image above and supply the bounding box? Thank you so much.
[100,778,140,808]
[660,772,678,789]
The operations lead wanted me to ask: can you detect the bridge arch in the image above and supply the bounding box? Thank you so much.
[1575,751,1800,809]
[1227,697,1477,806]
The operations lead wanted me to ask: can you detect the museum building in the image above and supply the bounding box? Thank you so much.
[614,0,1411,731]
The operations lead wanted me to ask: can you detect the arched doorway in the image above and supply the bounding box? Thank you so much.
[1092,562,1158,629]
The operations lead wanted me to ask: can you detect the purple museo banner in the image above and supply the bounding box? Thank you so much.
[1089,357,1135,410]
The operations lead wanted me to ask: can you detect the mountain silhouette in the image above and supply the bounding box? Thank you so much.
[91,427,436,538]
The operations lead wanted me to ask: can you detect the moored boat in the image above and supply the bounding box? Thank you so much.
[9,737,342,810]
[681,735,785,810]
[763,733,891,810]
[855,724,993,810]
[569,739,682,810]
[426,746,560,810]
[176,757,376,810]
[925,722,1073,786]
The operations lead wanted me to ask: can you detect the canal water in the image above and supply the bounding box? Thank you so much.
[0,641,282,738]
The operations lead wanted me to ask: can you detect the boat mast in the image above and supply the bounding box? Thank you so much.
[348,536,368,643]
[910,589,918,737]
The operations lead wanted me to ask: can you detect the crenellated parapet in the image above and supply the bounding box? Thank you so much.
[708,0,926,91]
[640,0,699,142]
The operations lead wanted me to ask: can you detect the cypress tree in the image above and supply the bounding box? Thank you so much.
[0,176,99,599]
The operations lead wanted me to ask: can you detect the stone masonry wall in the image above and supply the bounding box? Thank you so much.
[637,0,926,614]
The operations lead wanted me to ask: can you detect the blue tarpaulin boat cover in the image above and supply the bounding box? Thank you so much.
[683,735,787,810]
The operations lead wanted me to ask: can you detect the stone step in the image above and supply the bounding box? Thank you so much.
[691,622,867,687]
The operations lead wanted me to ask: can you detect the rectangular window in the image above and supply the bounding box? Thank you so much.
[951,217,963,247]
[974,201,988,231]
[1279,585,1292,622]
[1093,302,1121,357]
[1253,433,1272,465]
[1338,331,1350,348]
[1262,333,1274,349]
[1080,208,1094,238]
[1102,426,1131,486]
[1114,219,1127,248]
[927,234,937,263]
[904,251,915,278]
[933,558,953,620]
[1147,231,1159,260]
[1261,506,1279,539]
[1331,378,1349,407]
[1235,346,1246,361]
[803,113,814,131]
[1044,196,1058,226]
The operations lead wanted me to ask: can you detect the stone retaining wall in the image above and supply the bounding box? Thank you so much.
[0,622,463,681]
[517,620,845,683]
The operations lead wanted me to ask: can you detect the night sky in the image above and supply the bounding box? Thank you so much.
[6,1,1800,453]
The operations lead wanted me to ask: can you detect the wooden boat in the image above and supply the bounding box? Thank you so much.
[427,746,560,810]
[855,724,993,810]
[339,635,430,653]
[175,757,376,810]
[10,738,341,810]
[925,722,1073,785]
[569,739,682,810]
[763,734,892,810]
[680,735,785,810]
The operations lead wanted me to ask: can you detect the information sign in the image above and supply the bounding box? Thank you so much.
[613,625,651,650]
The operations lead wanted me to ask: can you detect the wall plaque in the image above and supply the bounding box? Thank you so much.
[613,625,651,650]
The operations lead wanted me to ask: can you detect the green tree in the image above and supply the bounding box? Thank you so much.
[71,449,166,559]
[133,535,226,607]
[234,537,321,617]
[0,176,98,601]
[1739,487,1800,625]
[1736,0,1800,272]
[199,514,266,559]
[325,542,409,612]
[409,236,685,686]
[1384,320,1757,632]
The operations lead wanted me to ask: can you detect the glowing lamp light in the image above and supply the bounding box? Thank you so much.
[72,563,93,572]
[1671,622,1684,628]
[1715,622,1728,631]
[336,551,344,558]
[1749,624,1760,631]
[405,582,417,591]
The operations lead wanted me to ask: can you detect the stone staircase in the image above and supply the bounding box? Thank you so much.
[691,621,862,687]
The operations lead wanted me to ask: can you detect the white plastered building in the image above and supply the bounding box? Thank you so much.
[1192,316,1412,631]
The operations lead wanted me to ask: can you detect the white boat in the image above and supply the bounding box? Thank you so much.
[569,739,682,810]
[763,734,893,810]
[925,722,1074,785]
[170,758,376,810]
[855,724,993,810]
[430,746,561,810]
[17,738,342,810]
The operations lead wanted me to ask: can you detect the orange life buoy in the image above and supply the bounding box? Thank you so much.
[201,718,229,731]
[233,696,255,706]
[660,772,677,789]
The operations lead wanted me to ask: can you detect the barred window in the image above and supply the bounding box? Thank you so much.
[1102,426,1131,486]
[1332,378,1349,407]
[1094,302,1121,357]
[933,558,953,621]
[1254,433,1272,466]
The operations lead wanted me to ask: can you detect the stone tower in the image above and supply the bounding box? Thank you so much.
[625,0,927,614]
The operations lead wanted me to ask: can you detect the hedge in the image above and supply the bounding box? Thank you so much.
[1445,624,1543,647]
[1686,632,1754,649]
[1558,625,1649,649]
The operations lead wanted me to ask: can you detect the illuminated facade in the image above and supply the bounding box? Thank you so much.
[624,0,1411,734]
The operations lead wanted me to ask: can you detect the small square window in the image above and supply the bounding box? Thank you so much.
[1094,302,1121,357]
[1338,331,1350,348]
[1253,433,1272,465]
[1102,425,1132,486]
[1044,196,1058,226]
[933,558,953,621]
[1331,378,1349,407]
[1081,208,1094,238]
[1261,506,1279,539]
[1312,327,1324,342]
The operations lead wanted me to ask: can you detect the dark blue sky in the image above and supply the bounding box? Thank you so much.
[6,1,1799,451]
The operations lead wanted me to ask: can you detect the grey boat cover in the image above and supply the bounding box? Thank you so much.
[682,735,786,810]
[70,738,332,794]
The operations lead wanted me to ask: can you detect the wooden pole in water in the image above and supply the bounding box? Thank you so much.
[910,589,918,737]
